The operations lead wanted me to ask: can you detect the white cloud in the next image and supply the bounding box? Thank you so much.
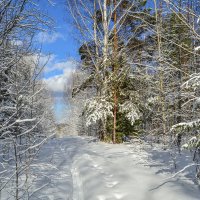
[36,32,64,44]
[44,63,76,92]
[44,75,66,92]
[23,53,76,93]
[45,59,77,73]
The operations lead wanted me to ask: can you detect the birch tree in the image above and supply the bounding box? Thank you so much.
[67,0,153,142]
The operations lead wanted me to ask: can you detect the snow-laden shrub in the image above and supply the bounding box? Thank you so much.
[181,136,200,150]
[147,96,159,105]
[171,120,200,133]
[183,73,200,90]
[119,101,141,125]
[84,97,113,126]
[171,72,200,180]
[171,72,200,137]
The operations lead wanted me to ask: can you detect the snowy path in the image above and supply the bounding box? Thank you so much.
[32,136,200,200]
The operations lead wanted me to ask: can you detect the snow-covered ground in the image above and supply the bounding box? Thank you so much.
[21,135,200,200]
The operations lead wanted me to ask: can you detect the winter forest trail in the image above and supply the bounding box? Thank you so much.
[34,136,200,200]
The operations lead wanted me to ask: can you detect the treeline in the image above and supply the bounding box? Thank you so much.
[0,0,54,199]
[67,0,200,149]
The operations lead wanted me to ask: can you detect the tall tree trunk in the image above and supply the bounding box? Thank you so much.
[154,0,167,142]
[14,138,19,200]
[103,0,108,66]
[101,0,109,140]
[112,0,118,144]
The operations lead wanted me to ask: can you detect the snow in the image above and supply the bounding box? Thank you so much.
[119,101,141,125]
[171,119,200,132]
[15,118,36,123]
[194,46,200,51]
[197,17,200,24]
[2,136,200,199]
[85,98,113,127]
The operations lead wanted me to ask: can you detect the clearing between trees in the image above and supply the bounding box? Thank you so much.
[13,135,200,200]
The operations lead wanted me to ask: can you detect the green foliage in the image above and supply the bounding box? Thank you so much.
[105,112,142,143]
[115,132,124,143]
[117,112,142,136]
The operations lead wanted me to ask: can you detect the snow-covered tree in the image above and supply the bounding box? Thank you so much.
[66,0,154,142]
[0,1,54,199]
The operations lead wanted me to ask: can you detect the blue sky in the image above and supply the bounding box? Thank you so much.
[36,1,79,122]
[38,1,79,74]
[38,0,153,79]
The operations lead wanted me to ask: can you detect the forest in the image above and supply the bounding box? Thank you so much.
[68,0,200,157]
[1,0,200,199]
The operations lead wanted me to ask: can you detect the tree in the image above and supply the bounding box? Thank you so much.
[0,1,54,199]
[67,0,154,142]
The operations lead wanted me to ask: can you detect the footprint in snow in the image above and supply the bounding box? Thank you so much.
[104,174,113,180]
[93,164,98,168]
[60,173,70,178]
[113,193,126,199]
[84,154,92,160]
[106,181,119,188]
[93,164,103,170]
[97,195,106,200]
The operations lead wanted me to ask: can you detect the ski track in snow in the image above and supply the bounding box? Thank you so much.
[19,135,200,200]
[71,164,84,200]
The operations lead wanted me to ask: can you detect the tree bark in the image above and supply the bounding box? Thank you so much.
[112,0,118,144]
